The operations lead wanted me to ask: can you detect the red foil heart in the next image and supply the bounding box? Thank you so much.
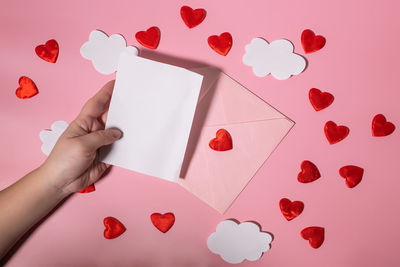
[35,39,59,63]
[339,165,364,188]
[103,217,126,239]
[301,226,325,248]
[279,198,304,221]
[372,114,395,137]
[16,76,39,99]
[309,88,334,111]
[77,184,95,193]
[298,160,321,183]
[207,32,232,56]
[324,121,349,144]
[135,26,160,49]
[209,129,233,151]
[301,29,326,54]
[150,212,175,233]
[180,6,206,28]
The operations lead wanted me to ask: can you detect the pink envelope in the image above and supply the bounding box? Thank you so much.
[178,67,294,213]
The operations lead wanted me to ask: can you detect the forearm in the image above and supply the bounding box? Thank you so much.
[0,166,69,258]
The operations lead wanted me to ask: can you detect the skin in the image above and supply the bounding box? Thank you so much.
[0,80,122,259]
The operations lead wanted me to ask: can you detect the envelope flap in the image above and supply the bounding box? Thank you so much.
[216,72,289,126]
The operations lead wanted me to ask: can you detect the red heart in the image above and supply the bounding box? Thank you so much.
[301,226,325,248]
[207,32,232,56]
[324,121,349,144]
[297,160,321,183]
[301,29,326,54]
[279,198,304,221]
[77,184,96,193]
[35,39,59,63]
[372,114,395,137]
[150,212,175,233]
[103,217,126,239]
[135,26,160,49]
[339,165,364,188]
[180,6,206,28]
[209,129,233,151]
[16,76,39,99]
[309,88,334,111]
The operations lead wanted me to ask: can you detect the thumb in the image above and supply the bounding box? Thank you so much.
[80,128,122,151]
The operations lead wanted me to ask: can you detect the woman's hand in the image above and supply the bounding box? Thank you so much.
[42,80,122,196]
[0,80,122,259]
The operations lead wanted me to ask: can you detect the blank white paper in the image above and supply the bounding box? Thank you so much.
[100,52,203,182]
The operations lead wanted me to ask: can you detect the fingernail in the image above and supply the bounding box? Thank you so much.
[110,128,122,139]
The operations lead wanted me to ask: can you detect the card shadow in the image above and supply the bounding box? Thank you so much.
[138,50,222,179]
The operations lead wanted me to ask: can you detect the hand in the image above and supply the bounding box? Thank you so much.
[42,80,122,196]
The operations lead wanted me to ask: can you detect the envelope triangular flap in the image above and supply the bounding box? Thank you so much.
[217,72,288,125]
[191,68,289,126]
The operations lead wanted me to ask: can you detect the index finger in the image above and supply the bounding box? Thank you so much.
[79,80,115,118]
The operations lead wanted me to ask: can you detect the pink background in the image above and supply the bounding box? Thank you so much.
[1,0,399,266]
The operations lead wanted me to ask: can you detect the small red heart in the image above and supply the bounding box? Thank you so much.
[301,226,325,249]
[279,198,304,221]
[207,32,232,56]
[150,212,175,233]
[35,39,59,63]
[135,26,160,49]
[372,114,395,137]
[16,76,39,99]
[301,29,326,54]
[339,165,364,188]
[324,121,349,144]
[180,6,206,28]
[297,160,321,183]
[309,88,334,111]
[77,184,96,193]
[209,129,233,151]
[103,217,126,239]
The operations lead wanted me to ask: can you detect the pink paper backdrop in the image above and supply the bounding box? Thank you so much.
[1,0,399,266]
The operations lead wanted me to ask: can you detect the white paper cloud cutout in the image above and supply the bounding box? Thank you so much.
[39,120,68,155]
[80,30,139,75]
[207,220,273,264]
[243,38,306,80]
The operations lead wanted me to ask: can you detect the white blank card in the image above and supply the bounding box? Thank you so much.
[100,52,203,182]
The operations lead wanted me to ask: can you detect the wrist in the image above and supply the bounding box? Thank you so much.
[37,163,71,201]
